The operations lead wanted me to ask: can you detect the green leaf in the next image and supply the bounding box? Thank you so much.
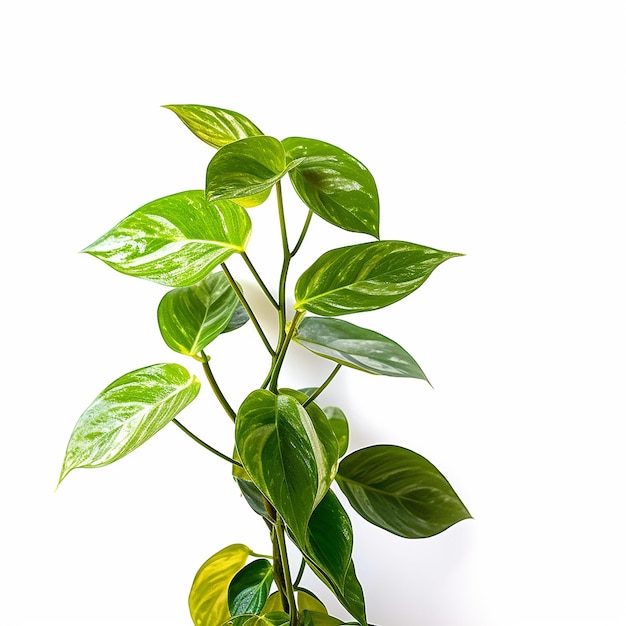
[336,445,471,538]
[228,559,274,617]
[206,136,302,208]
[223,302,250,333]
[158,271,240,356]
[282,137,379,238]
[294,241,461,316]
[302,611,343,626]
[323,407,349,458]
[296,590,328,614]
[58,364,200,485]
[189,544,251,626]
[163,104,263,148]
[235,390,337,543]
[237,613,289,626]
[83,191,252,287]
[295,317,428,381]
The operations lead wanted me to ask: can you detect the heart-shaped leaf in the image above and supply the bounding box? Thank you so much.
[58,364,200,485]
[164,104,263,148]
[206,136,302,208]
[228,559,274,617]
[83,191,252,287]
[189,544,251,626]
[294,241,461,316]
[282,137,379,238]
[295,317,428,380]
[336,445,471,538]
[158,270,240,356]
[235,390,337,543]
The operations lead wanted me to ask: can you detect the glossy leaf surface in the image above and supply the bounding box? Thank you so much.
[295,317,428,380]
[235,390,337,543]
[58,364,200,485]
[164,104,263,148]
[294,241,461,316]
[283,137,379,238]
[206,136,301,208]
[228,559,273,617]
[337,445,471,538]
[323,407,349,458]
[189,544,250,626]
[158,271,240,356]
[83,191,251,287]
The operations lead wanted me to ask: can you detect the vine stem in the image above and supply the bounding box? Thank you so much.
[200,351,236,422]
[303,364,342,407]
[221,262,275,356]
[275,514,298,626]
[242,252,279,310]
[268,309,306,393]
[290,209,313,258]
[171,419,241,466]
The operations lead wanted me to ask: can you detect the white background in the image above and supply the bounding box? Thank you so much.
[1,2,624,625]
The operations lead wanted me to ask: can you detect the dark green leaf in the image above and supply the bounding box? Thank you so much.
[188,544,251,626]
[228,559,273,617]
[206,136,302,208]
[283,137,379,238]
[223,302,250,333]
[336,445,471,538]
[158,271,240,356]
[295,317,428,380]
[294,241,461,316]
[163,104,263,148]
[323,407,349,458]
[58,364,200,485]
[235,390,336,543]
[82,191,251,287]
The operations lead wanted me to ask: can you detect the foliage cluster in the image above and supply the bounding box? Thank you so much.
[59,105,470,626]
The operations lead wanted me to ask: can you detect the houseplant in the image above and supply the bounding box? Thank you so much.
[58,104,470,626]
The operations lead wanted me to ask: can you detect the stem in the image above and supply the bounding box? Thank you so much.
[293,558,306,588]
[268,309,305,393]
[290,210,312,257]
[221,262,275,356]
[303,364,342,407]
[275,514,298,626]
[200,351,236,422]
[276,181,290,344]
[242,252,279,310]
[171,419,241,466]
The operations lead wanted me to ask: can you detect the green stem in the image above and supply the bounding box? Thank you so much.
[275,514,298,626]
[293,558,306,588]
[290,210,313,257]
[276,181,290,345]
[268,309,305,393]
[171,419,241,466]
[200,351,236,422]
[221,262,275,357]
[303,364,342,407]
[242,252,279,310]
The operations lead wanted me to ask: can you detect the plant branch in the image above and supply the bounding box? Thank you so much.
[242,252,279,310]
[303,364,342,407]
[275,514,298,626]
[221,262,275,356]
[200,351,236,422]
[276,181,290,344]
[290,210,313,257]
[171,419,241,466]
[268,309,306,393]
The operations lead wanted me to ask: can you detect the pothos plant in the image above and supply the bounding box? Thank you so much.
[58,105,471,626]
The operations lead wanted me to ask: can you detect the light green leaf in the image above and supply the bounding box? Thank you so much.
[238,613,289,626]
[228,559,273,617]
[296,590,328,614]
[82,191,251,287]
[164,104,263,148]
[158,271,240,356]
[294,241,461,316]
[206,136,302,208]
[336,445,471,538]
[189,544,251,626]
[302,611,343,626]
[58,364,200,485]
[282,137,379,238]
[295,317,428,381]
[235,390,337,543]
[323,407,349,458]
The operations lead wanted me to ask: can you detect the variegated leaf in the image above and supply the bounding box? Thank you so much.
[82,191,251,287]
[58,364,200,485]
[164,104,263,148]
